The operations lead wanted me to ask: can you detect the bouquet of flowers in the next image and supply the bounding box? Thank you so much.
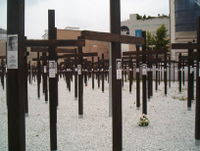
[138,114,149,126]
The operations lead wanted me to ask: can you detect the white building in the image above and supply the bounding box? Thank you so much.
[121,14,170,52]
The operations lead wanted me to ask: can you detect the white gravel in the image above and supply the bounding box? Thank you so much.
[0,79,200,151]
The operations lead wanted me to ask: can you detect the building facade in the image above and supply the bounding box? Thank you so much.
[121,14,170,51]
[170,0,200,60]
[42,27,109,62]
[0,28,7,57]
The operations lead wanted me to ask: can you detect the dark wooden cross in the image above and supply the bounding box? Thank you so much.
[171,16,200,140]
[0,57,6,90]
[7,1,144,151]
[58,52,98,117]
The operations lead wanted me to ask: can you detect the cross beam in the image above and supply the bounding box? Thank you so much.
[172,43,200,49]
[30,47,77,53]
[81,30,144,44]
[25,39,85,47]
[58,52,98,59]
[123,50,167,56]
[0,56,6,59]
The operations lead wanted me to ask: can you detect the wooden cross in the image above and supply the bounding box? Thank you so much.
[7,1,144,151]
[171,16,200,140]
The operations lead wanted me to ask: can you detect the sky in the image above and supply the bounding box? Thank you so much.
[0,0,169,39]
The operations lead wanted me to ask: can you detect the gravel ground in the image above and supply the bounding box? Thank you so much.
[0,79,200,151]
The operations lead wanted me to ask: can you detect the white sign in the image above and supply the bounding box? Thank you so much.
[199,62,200,77]
[77,65,82,75]
[44,66,47,73]
[7,35,18,69]
[142,64,147,75]
[66,68,71,72]
[136,68,139,73]
[116,59,122,80]
[49,60,57,78]
[190,66,193,74]
[133,63,136,68]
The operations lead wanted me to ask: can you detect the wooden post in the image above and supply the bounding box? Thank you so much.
[168,56,171,88]
[74,49,78,99]
[97,57,100,88]
[191,55,195,101]
[188,47,193,109]
[129,57,133,93]
[158,63,161,85]
[7,0,26,150]
[195,16,200,139]
[0,60,5,90]
[110,0,122,150]
[102,54,105,93]
[182,60,185,86]
[136,45,140,108]
[178,53,182,93]
[42,52,48,102]
[142,31,147,114]
[48,10,58,150]
[24,39,28,115]
[121,59,124,88]
[155,53,158,91]
[92,56,95,89]
[78,46,83,117]
[149,59,153,97]
[164,52,167,96]
[37,52,41,99]
[173,62,176,82]
[147,55,151,100]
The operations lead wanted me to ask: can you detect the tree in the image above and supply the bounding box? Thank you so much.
[155,24,169,50]
[146,32,155,48]
[143,15,147,19]
[136,14,142,20]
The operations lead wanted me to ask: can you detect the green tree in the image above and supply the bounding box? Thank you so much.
[155,25,169,50]
[136,14,142,20]
[143,15,147,19]
[146,32,155,48]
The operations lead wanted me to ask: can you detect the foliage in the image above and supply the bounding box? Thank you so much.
[136,14,142,20]
[146,25,169,51]
[138,114,149,126]
[154,24,169,50]
[136,14,169,20]
[172,96,187,101]
[146,32,155,47]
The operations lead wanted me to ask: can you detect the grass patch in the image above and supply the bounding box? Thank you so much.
[172,96,187,101]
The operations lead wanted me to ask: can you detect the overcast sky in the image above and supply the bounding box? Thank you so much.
[0,0,169,39]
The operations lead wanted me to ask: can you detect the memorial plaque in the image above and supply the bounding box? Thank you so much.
[49,60,57,78]
[142,64,147,75]
[77,64,82,75]
[7,35,18,69]
[116,59,122,80]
